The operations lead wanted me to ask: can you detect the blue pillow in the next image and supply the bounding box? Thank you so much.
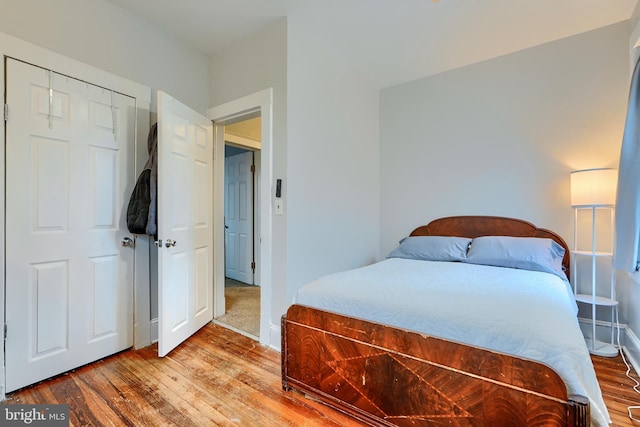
[464,236,566,279]
[387,236,472,262]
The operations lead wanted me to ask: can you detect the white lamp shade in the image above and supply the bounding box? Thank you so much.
[570,168,617,207]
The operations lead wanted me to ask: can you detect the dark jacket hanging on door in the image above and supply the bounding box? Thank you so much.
[126,123,158,236]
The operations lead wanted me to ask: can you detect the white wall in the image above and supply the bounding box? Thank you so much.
[0,0,210,113]
[0,0,211,345]
[380,22,636,359]
[5,0,631,360]
[286,19,381,301]
[617,8,640,366]
[209,19,288,326]
[380,22,630,258]
[210,17,381,322]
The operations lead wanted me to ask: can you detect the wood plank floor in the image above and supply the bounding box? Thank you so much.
[2,323,640,426]
[591,352,640,426]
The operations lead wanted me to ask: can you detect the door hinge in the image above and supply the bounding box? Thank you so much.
[4,324,7,340]
[250,164,255,173]
[251,261,256,271]
[4,104,7,122]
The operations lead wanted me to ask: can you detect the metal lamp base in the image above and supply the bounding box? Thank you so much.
[586,339,618,357]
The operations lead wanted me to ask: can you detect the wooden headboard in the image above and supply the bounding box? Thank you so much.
[410,215,571,280]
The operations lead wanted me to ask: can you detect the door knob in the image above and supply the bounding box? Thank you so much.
[165,239,177,248]
[121,237,135,247]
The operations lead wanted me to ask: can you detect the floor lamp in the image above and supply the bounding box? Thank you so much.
[570,168,618,357]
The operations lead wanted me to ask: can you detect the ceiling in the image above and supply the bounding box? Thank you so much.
[106,0,637,88]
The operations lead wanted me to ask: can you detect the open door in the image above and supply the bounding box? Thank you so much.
[157,91,214,357]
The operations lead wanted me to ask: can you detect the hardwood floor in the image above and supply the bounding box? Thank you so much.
[3,324,362,427]
[3,323,640,426]
[591,353,640,426]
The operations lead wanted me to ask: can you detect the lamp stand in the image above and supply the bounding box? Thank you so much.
[572,206,618,358]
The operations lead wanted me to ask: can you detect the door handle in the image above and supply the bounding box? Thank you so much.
[121,237,135,247]
[164,239,177,248]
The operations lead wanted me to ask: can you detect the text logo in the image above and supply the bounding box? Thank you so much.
[0,405,69,426]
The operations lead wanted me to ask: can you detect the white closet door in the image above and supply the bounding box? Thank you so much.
[157,91,214,357]
[5,58,135,392]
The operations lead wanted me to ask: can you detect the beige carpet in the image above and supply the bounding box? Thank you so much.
[215,280,260,337]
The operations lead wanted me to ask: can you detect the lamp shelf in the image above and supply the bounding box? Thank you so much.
[570,168,619,357]
[574,294,619,307]
[571,250,612,257]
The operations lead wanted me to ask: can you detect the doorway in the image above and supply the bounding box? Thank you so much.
[214,117,261,339]
[208,88,273,348]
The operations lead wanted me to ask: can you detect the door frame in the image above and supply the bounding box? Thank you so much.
[0,32,151,399]
[208,89,273,347]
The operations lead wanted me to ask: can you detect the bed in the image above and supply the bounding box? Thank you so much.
[281,216,609,427]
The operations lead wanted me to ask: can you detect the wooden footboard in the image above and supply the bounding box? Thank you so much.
[282,304,589,427]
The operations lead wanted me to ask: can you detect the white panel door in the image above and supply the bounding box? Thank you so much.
[157,91,214,357]
[5,59,135,392]
[225,151,254,284]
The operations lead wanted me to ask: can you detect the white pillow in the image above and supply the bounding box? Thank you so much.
[387,236,471,262]
[464,236,566,279]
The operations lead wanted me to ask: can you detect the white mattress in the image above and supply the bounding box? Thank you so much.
[293,258,610,427]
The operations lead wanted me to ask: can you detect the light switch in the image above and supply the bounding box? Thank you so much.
[275,198,284,215]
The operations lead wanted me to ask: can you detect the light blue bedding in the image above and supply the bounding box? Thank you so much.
[293,258,610,427]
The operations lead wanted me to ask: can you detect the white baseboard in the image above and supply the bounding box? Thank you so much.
[134,319,151,349]
[209,319,280,351]
[151,317,158,344]
[269,323,281,352]
[578,315,640,375]
[577,316,623,348]
[212,319,259,341]
[622,325,640,376]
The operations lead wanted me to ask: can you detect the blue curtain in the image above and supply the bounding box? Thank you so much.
[615,56,640,272]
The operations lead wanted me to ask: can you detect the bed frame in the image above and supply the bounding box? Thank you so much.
[281,216,589,427]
